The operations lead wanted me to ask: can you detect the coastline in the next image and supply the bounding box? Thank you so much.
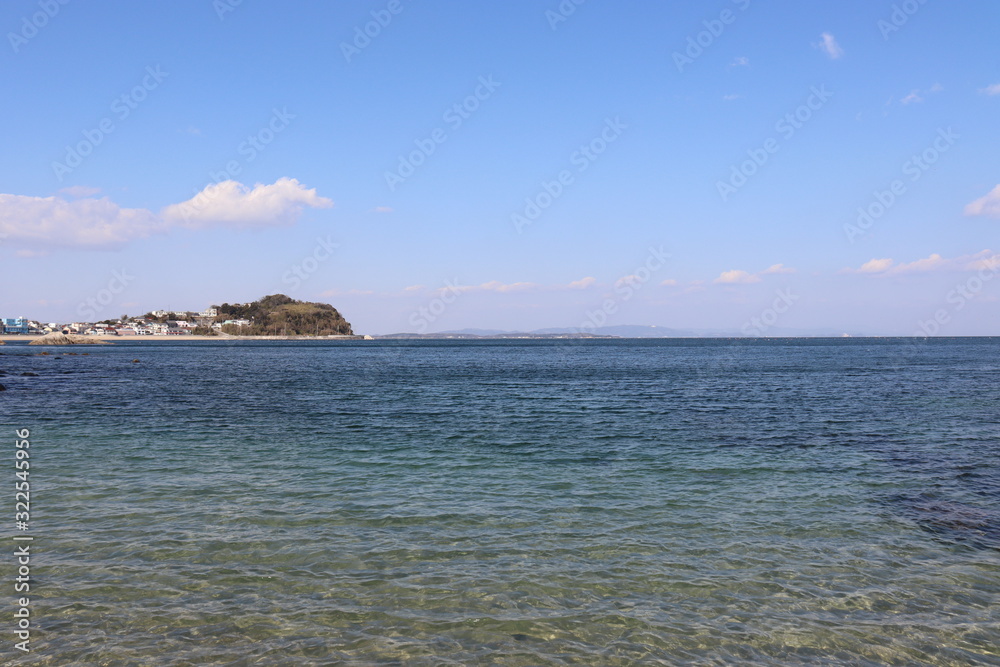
[0,334,369,342]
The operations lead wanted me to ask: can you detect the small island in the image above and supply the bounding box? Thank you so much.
[209,294,353,336]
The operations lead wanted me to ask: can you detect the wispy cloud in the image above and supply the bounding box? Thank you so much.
[58,185,101,198]
[449,281,541,294]
[372,206,394,213]
[845,250,1000,275]
[729,56,750,68]
[979,83,1000,96]
[900,83,942,105]
[714,264,796,284]
[815,32,843,59]
[568,276,597,289]
[857,258,894,273]
[714,269,761,284]
[964,185,1000,218]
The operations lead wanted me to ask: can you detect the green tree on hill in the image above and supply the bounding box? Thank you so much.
[213,295,352,336]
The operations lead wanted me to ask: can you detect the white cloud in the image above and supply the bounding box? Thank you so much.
[567,276,597,289]
[816,32,843,59]
[893,253,946,273]
[964,185,1000,218]
[372,206,394,213]
[900,84,942,105]
[963,250,1000,271]
[0,193,164,249]
[162,178,332,228]
[615,274,643,287]
[856,258,894,273]
[847,251,1000,275]
[712,264,795,284]
[722,94,742,101]
[979,83,1000,96]
[714,269,761,284]
[58,185,101,198]
[660,278,679,286]
[729,56,750,67]
[0,178,332,250]
[449,281,540,294]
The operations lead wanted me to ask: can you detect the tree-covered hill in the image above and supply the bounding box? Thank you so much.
[213,295,353,336]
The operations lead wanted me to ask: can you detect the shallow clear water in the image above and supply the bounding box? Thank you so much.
[2,338,999,665]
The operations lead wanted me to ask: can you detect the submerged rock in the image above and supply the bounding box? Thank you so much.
[891,493,1000,550]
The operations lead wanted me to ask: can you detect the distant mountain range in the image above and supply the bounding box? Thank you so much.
[376,325,862,339]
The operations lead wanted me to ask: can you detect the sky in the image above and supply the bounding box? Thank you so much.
[1,0,999,335]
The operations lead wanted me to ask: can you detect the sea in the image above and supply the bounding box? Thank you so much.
[2,338,999,665]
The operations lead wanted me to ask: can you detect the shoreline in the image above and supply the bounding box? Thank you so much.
[0,334,369,342]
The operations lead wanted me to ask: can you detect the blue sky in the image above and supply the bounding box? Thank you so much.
[2,0,999,335]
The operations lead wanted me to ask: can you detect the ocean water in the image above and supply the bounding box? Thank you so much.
[2,338,999,665]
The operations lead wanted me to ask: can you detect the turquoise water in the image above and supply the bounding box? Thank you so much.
[2,338,999,665]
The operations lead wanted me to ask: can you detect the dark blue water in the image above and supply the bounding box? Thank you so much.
[2,338,999,664]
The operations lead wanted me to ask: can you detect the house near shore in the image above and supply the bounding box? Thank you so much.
[2,317,29,334]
